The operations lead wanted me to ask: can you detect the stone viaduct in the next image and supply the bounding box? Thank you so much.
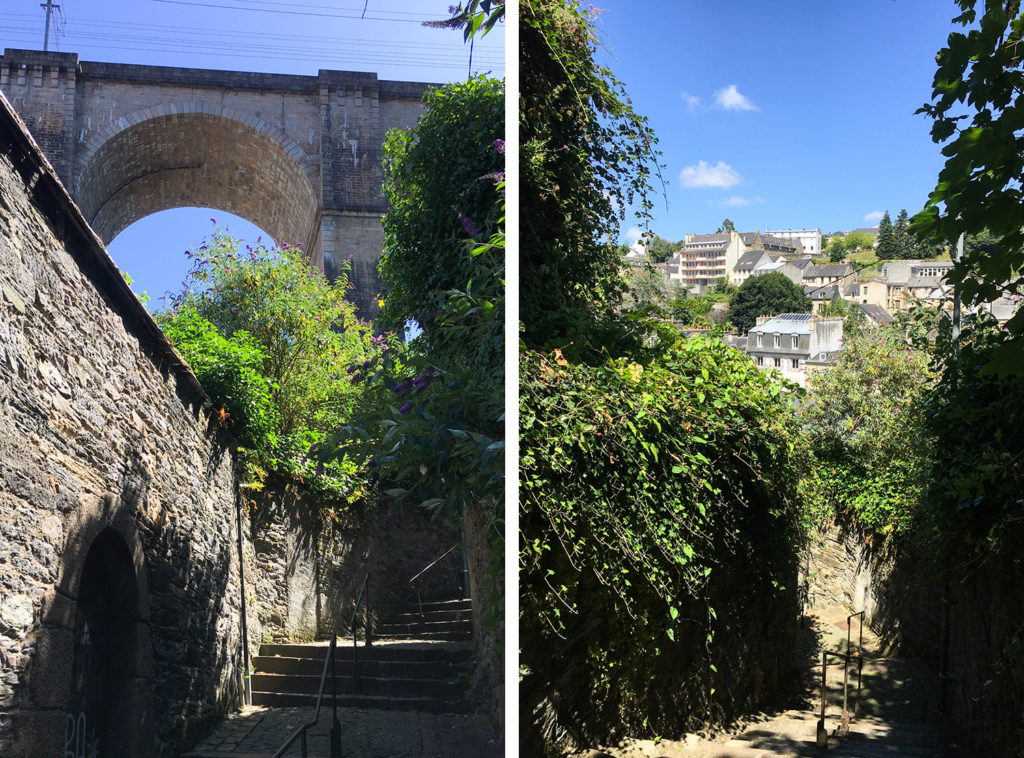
[0,48,432,316]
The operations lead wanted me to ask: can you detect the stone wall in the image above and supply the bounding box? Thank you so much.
[248,487,463,643]
[0,94,251,756]
[805,519,1024,756]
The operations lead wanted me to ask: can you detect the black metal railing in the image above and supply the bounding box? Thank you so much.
[815,610,866,748]
[409,544,464,615]
[351,574,371,694]
[272,634,341,758]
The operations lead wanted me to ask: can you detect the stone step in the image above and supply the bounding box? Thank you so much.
[375,629,472,642]
[254,655,464,680]
[251,672,463,699]
[375,619,472,637]
[405,598,472,614]
[249,690,471,712]
[387,608,473,624]
[257,641,472,663]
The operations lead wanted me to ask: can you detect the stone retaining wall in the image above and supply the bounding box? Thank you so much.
[805,519,1024,755]
[248,488,463,643]
[0,94,250,755]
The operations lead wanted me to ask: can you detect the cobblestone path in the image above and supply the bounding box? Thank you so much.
[181,705,502,758]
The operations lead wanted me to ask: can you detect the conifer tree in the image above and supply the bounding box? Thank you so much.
[875,210,895,260]
[893,208,912,259]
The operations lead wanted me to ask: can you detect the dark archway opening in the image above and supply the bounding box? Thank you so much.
[64,528,144,758]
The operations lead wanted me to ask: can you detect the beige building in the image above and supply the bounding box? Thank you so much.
[676,231,747,288]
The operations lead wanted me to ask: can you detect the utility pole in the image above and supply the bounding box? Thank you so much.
[41,0,60,52]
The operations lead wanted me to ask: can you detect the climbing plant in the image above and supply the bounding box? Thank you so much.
[520,337,805,747]
[520,0,665,359]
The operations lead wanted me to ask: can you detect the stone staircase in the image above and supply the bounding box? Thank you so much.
[250,598,474,713]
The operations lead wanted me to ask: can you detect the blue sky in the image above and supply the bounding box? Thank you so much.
[3,0,504,310]
[593,1,959,246]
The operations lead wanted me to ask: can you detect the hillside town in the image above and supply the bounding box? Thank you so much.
[624,224,1020,385]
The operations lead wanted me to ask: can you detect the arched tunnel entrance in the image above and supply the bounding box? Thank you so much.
[64,528,149,758]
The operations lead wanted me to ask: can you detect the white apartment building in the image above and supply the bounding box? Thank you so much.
[765,228,823,257]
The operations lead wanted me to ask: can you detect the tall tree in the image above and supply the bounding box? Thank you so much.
[728,271,813,333]
[875,210,895,260]
[893,208,913,259]
[716,218,736,233]
[647,234,679,263]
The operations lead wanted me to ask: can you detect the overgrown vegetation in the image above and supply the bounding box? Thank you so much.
[799,326,935,535]
[158,232,385,505]
[520,0,804,750]
[521,339,805,748]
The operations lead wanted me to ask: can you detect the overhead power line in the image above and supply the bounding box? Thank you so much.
[148,0,432,23]
[0,8,504,75]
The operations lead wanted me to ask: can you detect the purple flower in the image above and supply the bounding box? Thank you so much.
[492,138,505,154]
[458,212,482,238]
[399,403,412,414]
[482,170,504,182]
[314,463,324,477]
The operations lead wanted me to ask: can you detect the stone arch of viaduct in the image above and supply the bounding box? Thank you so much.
[0,48,432,315]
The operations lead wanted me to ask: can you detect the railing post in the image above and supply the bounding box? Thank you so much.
[366,581,372,647]
[331,636,341,758]
[840,656,850,734]
[817,651,828,748]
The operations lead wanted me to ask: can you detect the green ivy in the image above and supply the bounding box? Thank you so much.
[520,336,805,744]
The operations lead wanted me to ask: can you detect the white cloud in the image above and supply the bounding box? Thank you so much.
[713,84,758,112]
[680,161,742,189]
[863,210,884,223]
[721,195,750,207]
[680,91,703,111]
[624,226,643,243]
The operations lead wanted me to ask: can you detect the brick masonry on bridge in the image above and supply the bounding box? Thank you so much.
[0,48,433,316]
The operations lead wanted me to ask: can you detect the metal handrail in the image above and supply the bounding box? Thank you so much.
[847,610,865,717]
[272,634,341,758]
[351,574,371,695]
[409,544,459,585]
[409,544,464,615]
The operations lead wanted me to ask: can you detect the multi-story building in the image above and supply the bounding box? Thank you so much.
[764,227,822,257]
[741,230,805,259]
[745,313,844,386]
[676,231,747,288]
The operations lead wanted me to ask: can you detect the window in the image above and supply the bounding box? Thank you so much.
[792,358,799,368]
[774,357,781,367]
[792,335,799,348]
[756,334,763,347]
[773,334,780,348]
[756,356,764,366]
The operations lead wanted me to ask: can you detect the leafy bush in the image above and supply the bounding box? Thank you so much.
[799,327,935,534]
[158,231,384,504]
